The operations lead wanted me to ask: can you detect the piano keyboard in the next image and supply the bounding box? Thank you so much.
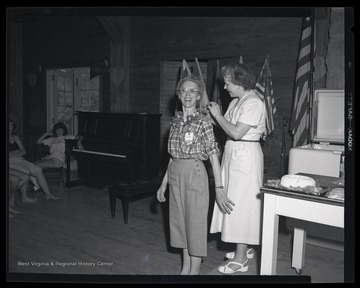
[72,148,127,158]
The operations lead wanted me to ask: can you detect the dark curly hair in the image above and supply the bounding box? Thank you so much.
[220,63,255,91]
[52,122,68,136]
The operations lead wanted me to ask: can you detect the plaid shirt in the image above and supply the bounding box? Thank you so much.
[168,111,219,160]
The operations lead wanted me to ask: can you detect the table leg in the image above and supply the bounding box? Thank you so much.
[292,225,307,273]
[260,193,279,275]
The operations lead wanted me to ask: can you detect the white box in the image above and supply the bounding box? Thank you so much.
[288,89,345,177]
[288,143,344,177]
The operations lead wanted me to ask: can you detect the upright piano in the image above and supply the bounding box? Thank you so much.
[67,111,161,189]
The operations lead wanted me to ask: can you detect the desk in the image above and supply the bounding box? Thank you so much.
[260,174,344,275]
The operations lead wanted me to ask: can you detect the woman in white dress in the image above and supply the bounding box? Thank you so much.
[207,62,266,274]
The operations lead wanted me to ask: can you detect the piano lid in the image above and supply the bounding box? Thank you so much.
[77,112,147,144]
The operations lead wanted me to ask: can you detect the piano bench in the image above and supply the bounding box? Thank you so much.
[109,177,162,224]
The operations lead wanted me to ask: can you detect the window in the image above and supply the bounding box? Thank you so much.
[46,67,100,135]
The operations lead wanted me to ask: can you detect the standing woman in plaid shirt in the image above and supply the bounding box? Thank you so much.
[156,75,234,275]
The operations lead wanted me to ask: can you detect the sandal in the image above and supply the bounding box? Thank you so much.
[218,260,249,274]
[225,248,254,260]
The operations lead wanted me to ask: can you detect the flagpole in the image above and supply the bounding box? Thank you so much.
[194,57,210,109]
[278,116,289,177]
[308,13,315,144]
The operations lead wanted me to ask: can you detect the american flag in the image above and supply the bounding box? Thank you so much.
[289,16,313,147]
[254,55,276,137]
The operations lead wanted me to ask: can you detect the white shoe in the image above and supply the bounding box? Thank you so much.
[218,260,249,274]
[225,248,254,260]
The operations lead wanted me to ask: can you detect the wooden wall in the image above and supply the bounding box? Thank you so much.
[8,7,345,178]
[7,21,23,140]
[20,15,109,156]
[129,15,303,176]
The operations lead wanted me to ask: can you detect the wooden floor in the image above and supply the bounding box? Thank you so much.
[7,179,345,283]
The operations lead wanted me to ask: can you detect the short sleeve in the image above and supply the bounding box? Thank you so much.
[42,137,53,146]
[65,135,76,140]
[201,121,219,157]
[238,98,264,126]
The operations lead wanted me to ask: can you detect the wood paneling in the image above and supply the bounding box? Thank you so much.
[127,13,303,176]
[23,16,109,67]
[13,10,310,174]
[21,15,109,156]
[8,22,23,139]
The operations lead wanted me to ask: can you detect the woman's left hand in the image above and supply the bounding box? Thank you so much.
[215,187,235,214]
[77,142,84,151]
[156,184,167,202]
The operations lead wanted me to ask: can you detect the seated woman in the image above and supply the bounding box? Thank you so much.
[9,168,37,204]
[33,121,84,169]
[8,118,59,200]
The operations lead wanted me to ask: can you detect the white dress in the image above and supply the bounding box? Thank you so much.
[210,91,266,245]
[42,135,76,164]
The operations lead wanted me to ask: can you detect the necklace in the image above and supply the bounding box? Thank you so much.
[172,110,201,126]
[171,110,204,137]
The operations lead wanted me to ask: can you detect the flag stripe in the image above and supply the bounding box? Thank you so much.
[289,16,313,147]
[253,55,276,137]
[296,62,311,81]
[293,111,309,146]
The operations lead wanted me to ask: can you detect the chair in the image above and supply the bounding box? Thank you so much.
[32,141,66,193]
[64,139,78,188]
[42,166,65,193]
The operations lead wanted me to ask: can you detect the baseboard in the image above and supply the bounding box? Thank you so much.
[306,236,344,251]
[288,231,344,251]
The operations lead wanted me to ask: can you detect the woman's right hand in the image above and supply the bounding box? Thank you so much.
[215,187,235,214]
[156,184,167,202]
[207,102,221,118]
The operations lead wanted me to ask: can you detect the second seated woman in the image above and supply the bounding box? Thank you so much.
[34,121,83,169]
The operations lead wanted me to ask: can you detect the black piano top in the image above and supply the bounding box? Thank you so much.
[76,111,161,144]
[69,112,161,184]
